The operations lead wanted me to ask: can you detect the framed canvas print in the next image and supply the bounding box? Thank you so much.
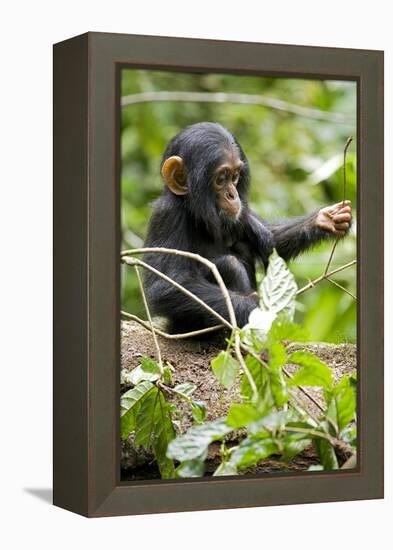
[53,32,384,517]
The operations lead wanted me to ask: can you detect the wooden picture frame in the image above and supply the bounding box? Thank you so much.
[53,32,384,517]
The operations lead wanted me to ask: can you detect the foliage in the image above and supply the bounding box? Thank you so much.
[121,69,357,342]
[120,252,357,479]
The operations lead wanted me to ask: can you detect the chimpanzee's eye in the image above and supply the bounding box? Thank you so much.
[216,173,227,187]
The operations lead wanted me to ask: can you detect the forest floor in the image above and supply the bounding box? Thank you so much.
[120,320,356,480]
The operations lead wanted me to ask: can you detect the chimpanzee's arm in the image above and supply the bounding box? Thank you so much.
[267,211,328,261]
[248,201,352,262]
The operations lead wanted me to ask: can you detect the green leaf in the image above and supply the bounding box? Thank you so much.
[230,436,278,469]
[133,387,176,478]
[213,462,238,476]
[140,356,161,374]
[282,432,312,459]
[259,250,298,319]
[162,364,174,385]
[315,439,339,470]
[128,365,160,385]
[167,418,232,462]
[176,455,206,478]
[268,317,307,343]
[153,392,176,479]
[333,375,357,432]
[288,351,333,390]
[226,403,259,428]
[269,342,287,369]
[240,354,268,400]
[127,357,161,385]
[134,387,160,448]
[268,342,288,407]
[173,382,197,400]
[211,351,239,389]
[191,400,206,423]
[120,380,154,440]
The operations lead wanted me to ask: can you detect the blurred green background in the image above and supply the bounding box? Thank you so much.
[121,69,357,343]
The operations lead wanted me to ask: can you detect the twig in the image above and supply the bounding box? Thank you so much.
[121,247,235,325]
[134,265,163,375]
[122,256,231,328]
[121,91,354,124]
[282,366,325,414]
[122,247,258,398]
[297,260,356,296]
[324,136,353,275]
[121,310,223,339]
[326,277,357,300]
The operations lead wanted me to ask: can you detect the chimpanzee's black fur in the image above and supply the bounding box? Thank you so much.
[143,122,332,332]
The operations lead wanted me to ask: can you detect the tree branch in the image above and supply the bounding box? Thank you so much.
[121,91,354,125]
[296,260,356,296]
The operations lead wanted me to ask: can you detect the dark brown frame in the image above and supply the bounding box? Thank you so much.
[53,32,384,517]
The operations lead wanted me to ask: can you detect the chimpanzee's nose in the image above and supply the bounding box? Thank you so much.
[226,188,236,201]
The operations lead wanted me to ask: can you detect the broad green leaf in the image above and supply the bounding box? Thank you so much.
[128,365,160,385]
[134,388,160,448]
[211,351,239,389]
[288,351,333,390]
[213,462,238,476]
[248,410,289,435]
[152,392,176,479]
[120,380,154,440]
[240,354,268,400]
[230,436,278,469]
[333,375,357,432]
[268,317,307,343]
[226,403,259,428]
[269,342,287,369]
[133,387,176,478]
[282,432,312,459]
[191,400,206,423]
[259,250,298,319]
[173,382,197,400]
[127,357,161,385]
[140,356,161,374]
[176,455,207,478]
[167,418,232,462]
[268,342,288,406]
[315,439,339,470]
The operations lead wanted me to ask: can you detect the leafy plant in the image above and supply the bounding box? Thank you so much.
[120,250,357,479]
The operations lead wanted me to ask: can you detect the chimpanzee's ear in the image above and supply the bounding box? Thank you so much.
[161,156,188,195]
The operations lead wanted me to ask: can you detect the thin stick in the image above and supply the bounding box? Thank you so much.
[134,265,163,374]
[324,136,354,275]
[282,366,325,414]
[121,247,236,326]
[297,260,356,296]
[122,247,258,398]
[121,310,223,339]
[122,256,231,329]
[326,277,357,300]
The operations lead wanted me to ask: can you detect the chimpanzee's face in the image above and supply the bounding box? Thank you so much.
[212,150,243,220]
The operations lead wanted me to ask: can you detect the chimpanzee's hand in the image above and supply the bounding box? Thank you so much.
[316,200,352,237]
